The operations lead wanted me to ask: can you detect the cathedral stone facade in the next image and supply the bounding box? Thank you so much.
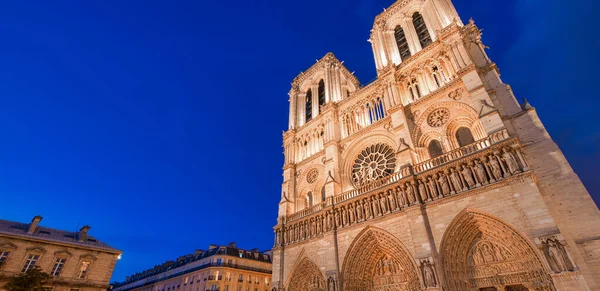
[271,0,600,290]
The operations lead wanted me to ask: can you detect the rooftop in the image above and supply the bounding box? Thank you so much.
[117,243,271,286]
[0,216,120,253]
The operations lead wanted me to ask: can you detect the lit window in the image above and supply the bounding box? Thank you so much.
[21,254,40,273]
[51,258,67,276]
[77,261,91,279]
[394,26,411,61]
[305,89,313,122]
[318,80,325,112]
[412,12,432,48]
[0,251,10,268]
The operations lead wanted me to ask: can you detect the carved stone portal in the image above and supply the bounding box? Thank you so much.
[342,227,420,291]
[440,210,555,291]
[287,258,326,291]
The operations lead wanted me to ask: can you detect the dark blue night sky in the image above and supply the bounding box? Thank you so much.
[0,0,598,282]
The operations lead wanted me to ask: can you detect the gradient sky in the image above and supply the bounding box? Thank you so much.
[0,0,598,283]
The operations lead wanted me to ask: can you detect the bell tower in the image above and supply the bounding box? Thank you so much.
[272,0,600,290]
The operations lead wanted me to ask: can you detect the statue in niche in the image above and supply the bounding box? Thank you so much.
[380,193,389,213]
[406,183,416,205]
[543,238,574,273]
[334,210,340,227]
[420,259,437,288]
[364,199,372,218]
[396,187,406,207]
[427,177,438,200]
[474,160,488,184]
[356,202,363,220]
[348,205,355,223]
[418,180,428,202]
[327,277,336,291]
[461,164,476,188]
[371,197,380,217]
[449,167,463,192]
[502,148,520,174]
[488,154,503,180]
[388,190,397,210]
[438,173,450,196]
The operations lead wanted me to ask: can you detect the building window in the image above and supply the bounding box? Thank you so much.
[305,89,313,122]
[412,12,432,49]
[408,79,421,100]
[318,79,325,112]
[0,251,10,268]
[21,254,40,273]
[211,284,217,291]
[224,286,230,291]
[428,140,444,159]
[394,26,411,61]
[50,258,67,277]
[321,186,326,202]
[77,261,91,279]
[216,258,222,266]
[238,274,243,282]
[306,192,313,208]
[456,127,476,147]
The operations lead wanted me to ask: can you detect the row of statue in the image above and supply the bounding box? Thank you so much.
[274,147,525,246]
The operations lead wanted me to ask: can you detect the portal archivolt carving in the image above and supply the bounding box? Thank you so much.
[439,209,555,291]
[287,257,326,291]
[342,227,420,291]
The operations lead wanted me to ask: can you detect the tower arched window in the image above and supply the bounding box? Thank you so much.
[318,80,326,112]
[408,79,421,101]
[394,25,411,61]
[428,140,444,159]
[321,186,326,202]
[456,127,476,147]
[432,66,441,87]
[305,89,313,122]
[306,192,313,208]
[412,12,432,49]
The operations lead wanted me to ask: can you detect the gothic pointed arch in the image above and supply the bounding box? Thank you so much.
[439,209,555,291]
[286,257,326,291]
[341,227,421,291]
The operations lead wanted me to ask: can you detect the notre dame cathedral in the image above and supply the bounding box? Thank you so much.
[271,0,600,290]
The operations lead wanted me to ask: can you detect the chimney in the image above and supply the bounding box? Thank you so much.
[208,244,217,250]
[79,225,91,242]
[28,216,43,234]
[228,242,237,248]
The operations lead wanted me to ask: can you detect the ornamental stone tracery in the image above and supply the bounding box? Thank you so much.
[427,108,450,127]
[307,169,319,184]
[351,144,397,187]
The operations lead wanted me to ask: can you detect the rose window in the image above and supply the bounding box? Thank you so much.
[427,108,450,127]
[306,169,319,184]
[351,143,396,187]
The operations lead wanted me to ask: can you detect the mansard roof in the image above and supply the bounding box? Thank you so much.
[0,218,120,253]
[292,52,360,90]
[116,243,272,286]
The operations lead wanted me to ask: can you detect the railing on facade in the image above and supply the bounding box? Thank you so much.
[284,129,511,223]
[414,129,509,173]
[334,166,413,204]
[114,262,271,291]
[275,135,529,248]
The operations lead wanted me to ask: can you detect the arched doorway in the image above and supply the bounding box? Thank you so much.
[287,257,326,291]
[341,227,420,291]
[439,209,554,291]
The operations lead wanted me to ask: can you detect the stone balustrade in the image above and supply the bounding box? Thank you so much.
[273,135,529,248]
